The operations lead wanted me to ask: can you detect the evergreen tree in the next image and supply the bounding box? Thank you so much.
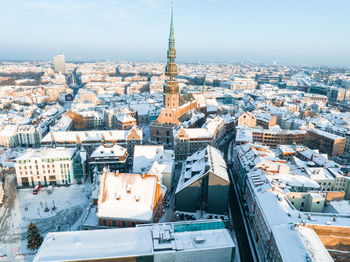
[27,222,43,250]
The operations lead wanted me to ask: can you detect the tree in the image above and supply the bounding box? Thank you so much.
[27,222,43,250]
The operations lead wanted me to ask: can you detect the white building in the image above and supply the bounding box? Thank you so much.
[15,147,86,187]
[34,220,235,262]
[0,125,18,148]
[133,145,174,189]
[18,125,48,148]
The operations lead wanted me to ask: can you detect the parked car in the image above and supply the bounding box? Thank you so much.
[0,245,7,260]
[47,185,54,194]
[33,185,41,195]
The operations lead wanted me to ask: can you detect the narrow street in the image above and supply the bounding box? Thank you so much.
[219,137,255,262]
[0,172,29,261]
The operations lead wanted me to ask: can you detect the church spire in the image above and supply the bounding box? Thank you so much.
[169,2,175,49]
[164,1,179,109]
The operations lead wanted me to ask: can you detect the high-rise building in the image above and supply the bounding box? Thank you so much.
[53,54,66,74]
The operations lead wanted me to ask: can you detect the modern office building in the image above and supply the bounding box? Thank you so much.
[34,220,235,262]
[15,147,86,187]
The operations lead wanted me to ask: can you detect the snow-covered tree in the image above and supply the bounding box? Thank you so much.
[27,222,43,250]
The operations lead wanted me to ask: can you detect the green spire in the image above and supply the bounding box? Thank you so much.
[169,1,175,49]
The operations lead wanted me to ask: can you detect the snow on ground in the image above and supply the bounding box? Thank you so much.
[18,183,92,235]
[0,178,92,261]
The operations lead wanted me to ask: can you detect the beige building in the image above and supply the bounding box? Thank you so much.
[307,129,346,156]
[115,114,137,130]
[15,147,86,187]
[237,112,256,127]
[287,192,326,212]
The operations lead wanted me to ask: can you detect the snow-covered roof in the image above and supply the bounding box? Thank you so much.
[90,144,128,159]
[308,128,345,141]
[0,124,17,137]
[183,128,212,139]
[270,173,320,189]
[133,145,173,173]
[16,147,76,161]
[34,227,153,262]
[41,128,143,143]
[305,168,334,181]
[97,172,159,222]
[34,220,234,262]
[176,146,229,194]
[116,114,136,123]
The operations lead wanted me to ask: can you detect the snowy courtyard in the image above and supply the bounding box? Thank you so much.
[0,175,92,261]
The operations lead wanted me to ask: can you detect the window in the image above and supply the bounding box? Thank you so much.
[122,221,126,228]
[112,220,117,227]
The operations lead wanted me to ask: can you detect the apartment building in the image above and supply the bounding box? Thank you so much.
[41,127,143,156]
[18,125,48,148]
[115,114,137,130]
[15,147,86,187]
[252,129,306,148]
[174,127,213,161]
[97,170,165,227]
[307,129,346,156]
[89,143,129,174]
[237,112,256,127]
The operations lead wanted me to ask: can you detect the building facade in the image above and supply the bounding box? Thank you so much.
[15,147,86,187]
[41,127,142,156]
[307,129,346,156]
[97,170,165,227]
[89,143,129,174]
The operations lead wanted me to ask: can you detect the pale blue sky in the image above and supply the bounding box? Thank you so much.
[0,0,349,65]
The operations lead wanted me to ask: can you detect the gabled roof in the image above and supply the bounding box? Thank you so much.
[176,146,229,194]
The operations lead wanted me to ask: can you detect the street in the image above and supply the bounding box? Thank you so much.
[219,136,255,262]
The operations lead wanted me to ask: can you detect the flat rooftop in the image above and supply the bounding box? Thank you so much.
[34,220,235,262]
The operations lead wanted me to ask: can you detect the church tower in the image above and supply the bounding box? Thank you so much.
[164,5,179,110]
[150,2,197,148]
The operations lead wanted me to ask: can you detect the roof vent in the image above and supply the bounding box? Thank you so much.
[115,192,121,200]
[194,236,205,244]
[135,195,140,202]
[126,184,132,193]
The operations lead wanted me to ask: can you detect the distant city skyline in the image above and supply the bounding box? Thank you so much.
[1,0,350,65]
